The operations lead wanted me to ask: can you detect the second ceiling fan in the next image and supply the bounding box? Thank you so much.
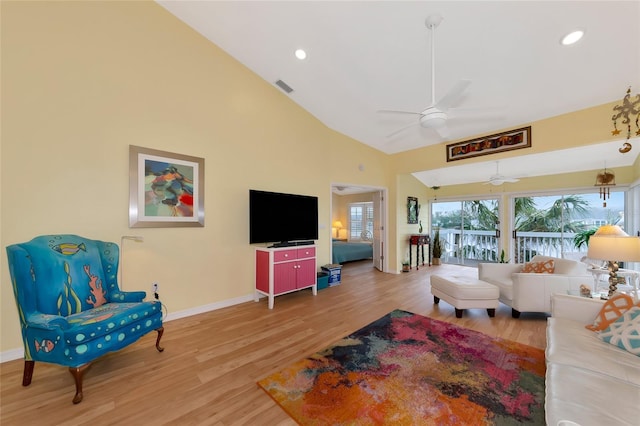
[379,14,472,139]
[484,161,520,186]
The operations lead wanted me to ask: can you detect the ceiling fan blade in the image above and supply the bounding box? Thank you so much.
[386,121,420,138]
[435,79,471,111]
[486,175,520,185]
[377,109,422,116]
[433,125,451,140]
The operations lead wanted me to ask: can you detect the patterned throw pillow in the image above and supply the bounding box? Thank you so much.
[598,306,640,356]
[586,293,636,332]
[521,259,555,273]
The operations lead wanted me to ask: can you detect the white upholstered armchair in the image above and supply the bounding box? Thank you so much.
[478,255,592,318]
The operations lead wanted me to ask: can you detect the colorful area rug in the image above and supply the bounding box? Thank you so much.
[258,309,546,425]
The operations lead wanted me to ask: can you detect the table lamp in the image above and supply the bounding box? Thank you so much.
[587,225,640,296]
[332,221,343,239]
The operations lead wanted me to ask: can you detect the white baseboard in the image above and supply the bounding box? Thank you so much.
[163,294,255,321]
[0,293,256,364]
[0,348,25,364]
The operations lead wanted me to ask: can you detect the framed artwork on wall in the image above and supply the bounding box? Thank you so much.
[446,126,532,162]
[407,196,419,224]
[129,145,205,228]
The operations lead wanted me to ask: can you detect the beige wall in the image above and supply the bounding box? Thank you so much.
[0,1,393,353]
[2,1,638,355]
[396,174,430,267]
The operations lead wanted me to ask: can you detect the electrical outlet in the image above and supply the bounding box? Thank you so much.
[152,282,159,292]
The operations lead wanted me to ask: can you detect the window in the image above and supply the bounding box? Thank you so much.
[512,191,626,261]
[349,202,374,241]
[431,198,499,264]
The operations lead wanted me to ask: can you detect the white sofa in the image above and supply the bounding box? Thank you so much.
[546,294,640,425]
[478,255,592,318]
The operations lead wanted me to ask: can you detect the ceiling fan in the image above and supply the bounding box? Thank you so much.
[378,14,471,139]
[484,161,520,186]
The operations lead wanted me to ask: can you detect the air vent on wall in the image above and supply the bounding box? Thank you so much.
[275,79,294,94]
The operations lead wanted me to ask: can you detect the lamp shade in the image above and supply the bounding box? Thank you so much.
[587,225,640,262]
[333,221,343,229]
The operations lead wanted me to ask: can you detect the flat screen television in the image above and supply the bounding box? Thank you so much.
[249,189,318,246]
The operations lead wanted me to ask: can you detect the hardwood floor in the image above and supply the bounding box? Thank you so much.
[0,262,548,425]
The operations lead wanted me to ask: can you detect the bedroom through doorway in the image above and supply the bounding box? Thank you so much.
[331,184,387,272]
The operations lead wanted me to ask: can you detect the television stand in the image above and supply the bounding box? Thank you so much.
[269,241,315,248]
[254,245,317,309]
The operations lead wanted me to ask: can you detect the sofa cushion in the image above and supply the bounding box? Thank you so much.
[490,276,515,301]
[522,259,555,273]
[61,301,163,366]
[586,293,636,331]
[545,363,640,426]
[65,301,162,344]
[531,255,587,275]
[546,317,640,385]
[598,306,640,356]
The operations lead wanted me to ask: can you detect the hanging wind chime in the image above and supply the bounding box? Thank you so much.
[611,87,640,153]
[431,186,440,201]
[594,166,615,207]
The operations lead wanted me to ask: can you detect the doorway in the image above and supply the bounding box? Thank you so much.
[331,185,387,272]
[431,198,500,265]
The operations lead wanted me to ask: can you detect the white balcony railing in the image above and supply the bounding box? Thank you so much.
[439,229,586,263]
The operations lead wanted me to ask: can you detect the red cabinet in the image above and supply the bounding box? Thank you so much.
[255,246,317,309]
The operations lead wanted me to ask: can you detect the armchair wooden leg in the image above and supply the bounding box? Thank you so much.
[69,364,90,404]
[511,309,521,319]
[22,360,35,386]
[155,327,165,352]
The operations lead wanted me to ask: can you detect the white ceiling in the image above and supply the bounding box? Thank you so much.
[157,1,640,186]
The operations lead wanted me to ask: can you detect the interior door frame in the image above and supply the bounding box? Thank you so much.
[330,183,388,273]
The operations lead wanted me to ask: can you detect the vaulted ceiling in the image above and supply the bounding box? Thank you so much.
[158,1,640,186]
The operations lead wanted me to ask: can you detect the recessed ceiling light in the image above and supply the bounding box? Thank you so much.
[295,49,307,60]
[561,30,584,46]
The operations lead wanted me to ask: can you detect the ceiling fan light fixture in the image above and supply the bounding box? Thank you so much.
[561,30,584,46]
[420,111,447,128]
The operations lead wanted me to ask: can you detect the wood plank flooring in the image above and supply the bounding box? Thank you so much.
[0,262,548,425]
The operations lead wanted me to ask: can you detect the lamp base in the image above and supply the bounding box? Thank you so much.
[607,260,627,297]
[608,275,627,297]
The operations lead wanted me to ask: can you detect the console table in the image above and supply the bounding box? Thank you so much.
[588,267,639,301]
[409,234,431,269]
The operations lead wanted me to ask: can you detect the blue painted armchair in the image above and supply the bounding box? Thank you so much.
[6,235,164,403]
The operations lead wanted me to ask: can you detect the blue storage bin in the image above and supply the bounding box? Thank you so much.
[317,272,329,290]
[322,264,342,285]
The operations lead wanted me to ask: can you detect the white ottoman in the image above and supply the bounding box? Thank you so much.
[430,274,500,318]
